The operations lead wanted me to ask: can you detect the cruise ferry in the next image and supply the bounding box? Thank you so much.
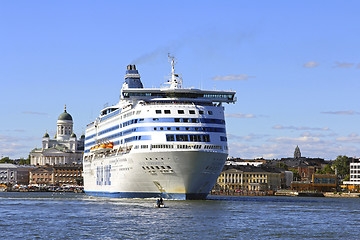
[83,57,236,200]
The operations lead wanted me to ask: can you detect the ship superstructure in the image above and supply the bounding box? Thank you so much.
[83,57,236,200]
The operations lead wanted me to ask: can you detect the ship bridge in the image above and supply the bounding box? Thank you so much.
[121,88,236,104]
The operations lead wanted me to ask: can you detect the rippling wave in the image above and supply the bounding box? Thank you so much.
[1,192,359,239]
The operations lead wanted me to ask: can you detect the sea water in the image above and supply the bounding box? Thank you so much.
[0,192,358,239]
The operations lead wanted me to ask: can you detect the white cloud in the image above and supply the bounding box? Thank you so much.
[272,125,329,131]
[303,61,319,68]
[227,133,268,142]
[301,131,337,138]
[269,136,322,144]
[212,74,255,81]
[22,111,49,116]
[225,113,256,118]
[321,110,360,115]
[0,134,38,158]
[334,61,354,68]
[336,133,360,143]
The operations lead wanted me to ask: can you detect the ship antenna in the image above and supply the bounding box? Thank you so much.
[167,54,182,89]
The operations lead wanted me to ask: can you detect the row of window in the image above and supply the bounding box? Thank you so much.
[54,174,81,177]
[166,134,211,142]
[219,179,268,183]
[153,126,225,132]
[142,165,172,170]
[99,125,119,136]
[87,117,225,140]
[173,118,224,124]
[100,109,121,121]
[221,174,268,178]
[155,109,213,115]
[31,178,78,182]
[133,145,150,149]
[204,145,222,150]
[313,178,336,184]
[123,92,234,101]
[152,144,174,149]
[86,125,226,148]
[99,108,143,124]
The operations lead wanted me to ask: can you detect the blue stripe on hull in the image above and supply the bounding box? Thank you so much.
[84,191,208,200]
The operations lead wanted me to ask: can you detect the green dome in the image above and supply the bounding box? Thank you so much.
[43,132,49,138]
[58,106,73,121]
[70,132,77,138]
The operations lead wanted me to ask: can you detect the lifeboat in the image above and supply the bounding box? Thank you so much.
[106,142,113,149]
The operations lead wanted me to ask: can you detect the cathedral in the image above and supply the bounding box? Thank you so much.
[30,106,84,165]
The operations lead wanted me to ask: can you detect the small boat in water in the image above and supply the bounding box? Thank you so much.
[155,198,166,208]
[154,203,166,208]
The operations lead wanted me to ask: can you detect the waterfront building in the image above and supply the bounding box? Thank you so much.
[0,164,34,186]
[30,106,84,166]
[29,164,83,186]
[342,158,360,191]
[215,164,282,193]
[291,174,337,192]
[53,164,83,186]
[29,167,54,186]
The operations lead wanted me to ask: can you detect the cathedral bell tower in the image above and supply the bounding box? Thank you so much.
[56,105,73,141]
[294,145,301,159]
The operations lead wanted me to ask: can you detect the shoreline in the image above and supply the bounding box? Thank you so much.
[210,191,360,198]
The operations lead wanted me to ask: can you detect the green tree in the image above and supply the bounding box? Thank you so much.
[18,155,30,165]
[18,158,26,165]
[276,162,289,170]
[26,155,31,165]
[333,155,350,179]
[316,164,335,174]
[0,157,13,163]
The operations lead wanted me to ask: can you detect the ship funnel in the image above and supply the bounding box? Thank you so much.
[127,65,137,71]
[124,64,143,88]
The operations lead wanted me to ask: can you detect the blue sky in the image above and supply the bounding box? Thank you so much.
[1,1,360,160]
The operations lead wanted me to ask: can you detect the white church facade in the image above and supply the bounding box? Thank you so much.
[30,106,84,166]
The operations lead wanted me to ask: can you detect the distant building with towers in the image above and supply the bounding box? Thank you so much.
[267,146,326,181]
[30,106,84,166]
[294,145,301,159]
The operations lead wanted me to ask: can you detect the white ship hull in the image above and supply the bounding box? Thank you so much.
[84,150,227,200]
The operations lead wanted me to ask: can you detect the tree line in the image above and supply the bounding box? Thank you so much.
[0,156,30,165]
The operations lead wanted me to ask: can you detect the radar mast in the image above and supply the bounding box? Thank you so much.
[167,54,182,89]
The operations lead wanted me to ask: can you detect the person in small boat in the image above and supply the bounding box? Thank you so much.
[156,197,164,207]
[156,199,160,207]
